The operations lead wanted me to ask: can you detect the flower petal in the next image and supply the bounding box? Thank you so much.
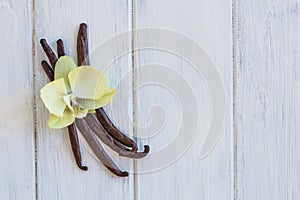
[54,56,77,91]
[77,87,115,109]
[68,66,106,100]
[74,108,89,118]
[88,110,96,114]
[63,94,74,112]
[40,78,68,117]
[48,109,75,129]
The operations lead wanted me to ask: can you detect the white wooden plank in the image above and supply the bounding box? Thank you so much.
[134,1,233,199]
[35,0,134,199]
[0,0,35,199]
[237,0,300,199]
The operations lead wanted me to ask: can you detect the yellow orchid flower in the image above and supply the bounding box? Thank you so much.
[40,56,115,129]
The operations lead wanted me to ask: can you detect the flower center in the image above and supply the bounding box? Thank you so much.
[63,94,88,118]
[63,94,80,112]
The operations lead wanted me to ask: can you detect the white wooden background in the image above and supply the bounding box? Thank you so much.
[0,0,299,199]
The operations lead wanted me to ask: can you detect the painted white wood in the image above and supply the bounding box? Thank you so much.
[4,0,300,199]
[35,0,134,199]
[236,0,300,199]
[134,1,233,200]
[0,0,35,199]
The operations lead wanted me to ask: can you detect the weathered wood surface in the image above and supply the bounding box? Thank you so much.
[134,0,233,199]
[2,0,300,199]
[35,0,134,199]
[236,0,300,199]
[0,0,35,199]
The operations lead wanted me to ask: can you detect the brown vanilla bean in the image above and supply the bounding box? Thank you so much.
[40,61,87,171]
[97,108,150,156]
[96,108,138,151]
[41,61,54,81]
[86,114,131,152]
[105,166,129,177]
[85,114,149,158]
[56,39,88,170]
[56,39,65,58]
[77,23,90,65]
[40,39,58,68]
[77,23,143,151]
[68,124,88,171]
[120,145,150,159]
[40,40,88,171]
[75,118,128,177]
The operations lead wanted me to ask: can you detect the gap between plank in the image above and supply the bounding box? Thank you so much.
[130,0,138,200]
[232,0,238,199]
[31,0,38,199]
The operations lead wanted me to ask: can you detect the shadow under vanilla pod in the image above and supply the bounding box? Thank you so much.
[39,23,149,177]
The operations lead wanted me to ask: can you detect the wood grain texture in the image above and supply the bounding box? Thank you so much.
[35,0,134,199]
[4,0,300,199]
[236,0,300,199]
[134,1,233,199]
[0,0,35,199]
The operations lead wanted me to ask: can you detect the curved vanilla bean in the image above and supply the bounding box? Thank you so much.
[76,23,143,151]
[85,114,149,158]
[75,118,128,177]
[68,124,88,171]
[41,61,54,81]
[56,39,65,58]
[97,108,147,152]
[77,23,90,65]
[40,39,58,68]
[40,41,87,171]
[86,115,131,151]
